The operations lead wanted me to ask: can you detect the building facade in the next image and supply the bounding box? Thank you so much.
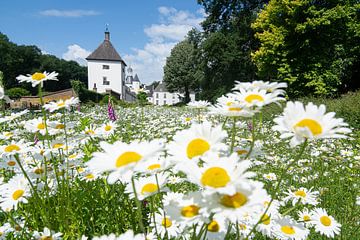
[86,30,135,101]
[151,82,195,106]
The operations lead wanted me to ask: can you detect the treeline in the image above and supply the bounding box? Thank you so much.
[164,0,360,101]
[0,32,87,95]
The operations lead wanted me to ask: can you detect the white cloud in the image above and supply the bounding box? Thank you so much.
[40,9,101,18]
[124,6,205,84]
[62,44,91,66]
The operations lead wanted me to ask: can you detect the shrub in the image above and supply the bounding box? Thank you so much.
[5,87,31,99]
[71,80,104,103]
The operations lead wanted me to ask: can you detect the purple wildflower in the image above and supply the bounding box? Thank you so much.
[108,96,117,122]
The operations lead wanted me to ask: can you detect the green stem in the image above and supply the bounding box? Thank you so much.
[230,117,237,153]
[245,116,256,159]
[131,176,146,234]
[244,139,308,239]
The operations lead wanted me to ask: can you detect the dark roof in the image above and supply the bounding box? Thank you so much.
[133,74,140,82]
[86,34,126,65]
[154,82,168,92]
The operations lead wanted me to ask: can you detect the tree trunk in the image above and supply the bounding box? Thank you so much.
[184,85,190,103]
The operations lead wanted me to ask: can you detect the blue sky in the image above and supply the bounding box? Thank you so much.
[0,0,205,83]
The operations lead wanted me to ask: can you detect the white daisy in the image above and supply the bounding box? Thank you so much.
[232,88,285,108]
[16,71,58,87]
[209,95,254,117]
[0,175,30,211]
[167,121,227,168]
[283,187,319,206]
[125,173,167,200]
[273,216,309,240]
[187,100,211,108]
[87,140,163,184]
[272,101,351,146]
[151,212,181,239]
[310,208,341,238]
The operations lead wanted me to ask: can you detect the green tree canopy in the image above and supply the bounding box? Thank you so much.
[0,32,87,94]
[252,0,360,97]
[163,39,200,103]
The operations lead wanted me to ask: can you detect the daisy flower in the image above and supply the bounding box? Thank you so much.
[203,215,228,240]
[0,175,30,211]
[167,121,227,167]
[33,227,62,240]
[283,187,319,206]
[24,117,49,136]
[44,97,80,112]
[232,88,285,109]
[273,216,309,240]
[95,122,116,137]
[209,95,254,117]
[164,192,205,229]
[263,173,277,181]
[125,173,167,200]
[310,208,341,238]
[87,140,163,184]
[272,101,351,146]
[298,208,313,227]
[233,80,287,93]
[187,100,211,108]
[0,140,28,156]
[182,152,255,195]
[151,212,181,239]
[16,71,58,87]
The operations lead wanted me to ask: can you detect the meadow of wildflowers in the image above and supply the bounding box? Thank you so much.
[0,72,358,239]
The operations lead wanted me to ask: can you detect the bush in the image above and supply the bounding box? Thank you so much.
[71,80,104,103]
[5,87,31,99]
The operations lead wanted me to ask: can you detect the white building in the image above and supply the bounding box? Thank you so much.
[151,82,195,106]
[125,67,142,94]
[86,30,136,101]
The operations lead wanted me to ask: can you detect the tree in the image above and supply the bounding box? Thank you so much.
[136,92,148,106]
[197,0,269,101]
[252,0,360,97]
[0,32,87,94]
[163,39,200,103]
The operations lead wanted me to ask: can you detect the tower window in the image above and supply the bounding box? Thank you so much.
[103,77,110,85]
[103,65,110,70]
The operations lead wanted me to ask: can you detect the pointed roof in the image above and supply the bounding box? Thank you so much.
[133,74,140,82]
[154,82,168,92]
[86,31,127,65]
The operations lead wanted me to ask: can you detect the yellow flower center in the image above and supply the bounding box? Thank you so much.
[55,124,65,129]
[181,205,200,218]
[226,102,233,106]
[141,183,158,195]
[12,189,24,200]
[281,226,295,235]
[85,130,95,135]
[41,237,53,240]
[201,167,230,188]
[5,144,21,152]
[239,224,247,230]
[104,125,112,131]
[320,216,332,226]
[245,94,264,103]
[37,123,46,130]
[52,143,64,149]
[229,107,242,111]
[31,72,46,81]
[57,102,65,107]
[220,192,247,208]
[69,154,77,159]
[237,149,248,155]
[207,220,220,232]
[85,174,94,179]
[294,119,322,136]
[261,214,271,225]
[77,167,85,173]
[294,190,307,198]
[187,138,210,159]
[161,218,172,228]
[7,161,16,166]
[34,168,44,174]
[115,151,142,168]
[4,132,13,137]
[303,215,311,221]
[185,117,192,122]
[147,164,161,170]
